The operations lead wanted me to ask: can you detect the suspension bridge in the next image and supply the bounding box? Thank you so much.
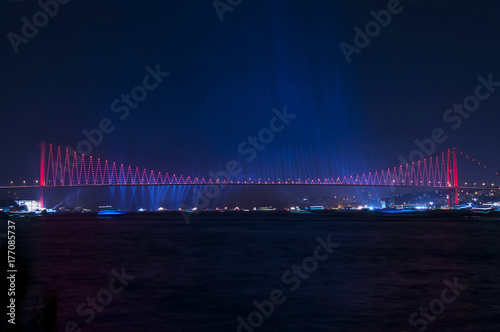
[1,143,499,207]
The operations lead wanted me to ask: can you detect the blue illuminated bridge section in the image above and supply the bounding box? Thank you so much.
[0,144,498,193]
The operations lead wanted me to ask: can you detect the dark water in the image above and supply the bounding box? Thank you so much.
[3,212,500,332]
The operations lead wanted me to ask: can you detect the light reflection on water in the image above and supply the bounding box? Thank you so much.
[6,213,500,331]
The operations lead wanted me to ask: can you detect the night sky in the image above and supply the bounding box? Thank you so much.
[1,0,499,206]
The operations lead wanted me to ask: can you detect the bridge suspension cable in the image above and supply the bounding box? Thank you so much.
[43,144,459,188]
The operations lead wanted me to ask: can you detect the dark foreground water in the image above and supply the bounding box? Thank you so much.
[2,212,500,332]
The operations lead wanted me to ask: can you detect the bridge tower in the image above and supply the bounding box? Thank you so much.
[39,141,46,208]
[447,148,459,207]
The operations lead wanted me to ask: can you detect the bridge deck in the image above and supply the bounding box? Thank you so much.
[1,184,498,190]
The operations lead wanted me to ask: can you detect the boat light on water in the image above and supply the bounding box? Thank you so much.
[98,210,127,216]
[98,206,127,216]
